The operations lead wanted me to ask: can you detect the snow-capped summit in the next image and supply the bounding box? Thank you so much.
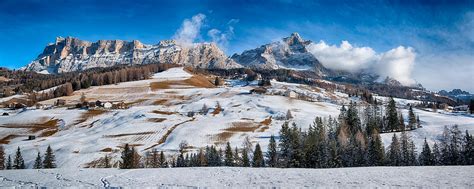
[231,33,327,74]
[22,37,242,74]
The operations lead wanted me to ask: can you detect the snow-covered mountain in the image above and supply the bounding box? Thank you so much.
[231,33,327,74]
[23,37,241,73]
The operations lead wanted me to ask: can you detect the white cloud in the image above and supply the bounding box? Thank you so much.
[376,46,416,85]
[307,40,376,72]
[172,13,206,46]
[307,40,417,86]
[207,19,239,51]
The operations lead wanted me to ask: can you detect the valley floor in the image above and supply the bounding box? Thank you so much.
[0,166,473,188]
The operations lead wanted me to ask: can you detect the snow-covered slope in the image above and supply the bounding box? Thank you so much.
[0,68,473,168]
[0,166,472,188]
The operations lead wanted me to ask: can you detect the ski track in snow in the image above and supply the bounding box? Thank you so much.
[0,166,472,188]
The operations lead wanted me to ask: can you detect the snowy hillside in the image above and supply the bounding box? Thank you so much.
[0,67,473,168]
[0,166,472,188]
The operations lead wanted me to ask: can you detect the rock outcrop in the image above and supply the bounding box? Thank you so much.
[23,37,241,73]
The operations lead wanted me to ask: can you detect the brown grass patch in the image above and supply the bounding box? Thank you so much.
[1,119,59,135]
[224,122,260,132]
[152,110,176,115]
[260,116,272,126]
[152,99,169,106]
[104,131,155,138]
[148,118,167,123]
[125,99,148,106]
[39,129,58,137]
[75,109,108,125]
[0,76,10,82]
[150,76,214,90]
[0,134,21,144]
[213,132,234,144]
[100,148,113,152]
[212,106,222,115]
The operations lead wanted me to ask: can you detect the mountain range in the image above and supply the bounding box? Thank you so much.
[22,33,329,76]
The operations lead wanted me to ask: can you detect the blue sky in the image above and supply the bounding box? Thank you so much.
[0,0,473,92]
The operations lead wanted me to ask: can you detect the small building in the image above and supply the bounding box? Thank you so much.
[95,100,102,107]
[285,90,298,99]
[27,135,36,140]
[453,105,469,112]
[112,101,126,109]
[88,102,97,108]
[35,103,45,109]
[103,102,113,109]
[8,102,26,110]
[55,99,66,106]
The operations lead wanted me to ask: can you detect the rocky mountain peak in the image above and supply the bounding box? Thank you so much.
[23,37,241,73]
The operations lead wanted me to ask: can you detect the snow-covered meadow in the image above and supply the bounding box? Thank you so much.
[0,166,473,188]
[0,67,473,169]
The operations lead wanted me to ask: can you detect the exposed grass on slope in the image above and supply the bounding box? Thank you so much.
[75,109,108,126]
[144,118,195,151]
[150,76,214,90]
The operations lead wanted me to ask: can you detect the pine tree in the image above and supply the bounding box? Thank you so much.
[386,97,399,132]
[266,135,278,167]
[233,147,241,166]
[160,151,167,168]
[120,143,132,169]
[0,145,4,170]
[408,106,417,130]
[399,113,405,131]
[419,138,433,165]
[197,149,206,167]
[470,99,474,114]
[432,142,442,165]
[387,134,401,166]
[462,130,473,165]
[43,145,56,169]
[400,131,410,166]
[224,142,234,166]
[286,109,293,120]
[252,143,264,167]
[34,152,42,169]
[6,155,12,169]
[368,130,385,166]
[14,147,25,169]
[104,154,111,168]
[242,149,250,167]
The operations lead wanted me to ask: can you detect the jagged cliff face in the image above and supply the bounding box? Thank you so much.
[23,33,327,74]
[24,37,241,73]
[231,33,327,74]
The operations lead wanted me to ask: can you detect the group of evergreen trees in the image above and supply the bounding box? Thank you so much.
[117,99,472,169]
[0,145,56,169]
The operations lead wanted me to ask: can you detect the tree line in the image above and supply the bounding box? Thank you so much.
[0,145,56,169]
[1,63,178,105]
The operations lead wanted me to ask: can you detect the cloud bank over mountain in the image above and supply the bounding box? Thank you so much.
[307,41,416,85]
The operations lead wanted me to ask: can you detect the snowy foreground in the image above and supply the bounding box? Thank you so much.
[0,166,473,188]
